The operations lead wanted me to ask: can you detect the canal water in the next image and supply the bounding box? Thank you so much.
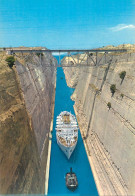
[48,66,98,196]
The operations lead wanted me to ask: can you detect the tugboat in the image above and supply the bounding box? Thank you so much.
[66,168,78,191]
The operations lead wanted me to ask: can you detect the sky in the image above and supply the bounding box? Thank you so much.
[0,0,135,49]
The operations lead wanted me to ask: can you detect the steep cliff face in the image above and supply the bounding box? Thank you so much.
[0,51,56,194]
[15,52,56,156]
[63,51,135,195]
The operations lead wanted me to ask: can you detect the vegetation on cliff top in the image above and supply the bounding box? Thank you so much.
[36,52,43,57]
[5,56,15,68]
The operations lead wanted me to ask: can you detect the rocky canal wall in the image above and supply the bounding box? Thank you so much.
[63,51,135,195]
[0,51,56,194]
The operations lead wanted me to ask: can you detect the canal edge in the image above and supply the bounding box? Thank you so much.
[73,105,101,196]
[44,73,56,195]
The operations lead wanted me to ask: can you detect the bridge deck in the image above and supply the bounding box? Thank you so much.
[5,49,127,53]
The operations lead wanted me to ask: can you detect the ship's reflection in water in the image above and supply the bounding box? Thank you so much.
[48,67,98,196]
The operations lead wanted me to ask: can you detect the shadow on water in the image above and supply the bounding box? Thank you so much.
[48,66,98,196]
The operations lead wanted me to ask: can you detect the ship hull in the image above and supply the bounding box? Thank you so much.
[56,135,77,159]
[56,111,78,159]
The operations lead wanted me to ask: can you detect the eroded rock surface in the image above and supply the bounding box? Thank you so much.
[63,49,135,195]
[15,52,56,156]
[0,51,56,194]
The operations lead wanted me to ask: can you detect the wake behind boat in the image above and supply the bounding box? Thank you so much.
[56,111,78,159]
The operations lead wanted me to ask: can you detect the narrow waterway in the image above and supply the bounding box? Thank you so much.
[48,67,98,196]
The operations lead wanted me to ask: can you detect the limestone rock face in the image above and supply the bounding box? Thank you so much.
[63,51,135,195]
[0,51,56,194]
[15,53,56,156]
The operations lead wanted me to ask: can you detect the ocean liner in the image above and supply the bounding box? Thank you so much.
[56,111,78,159]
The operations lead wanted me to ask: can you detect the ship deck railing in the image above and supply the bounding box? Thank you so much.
[57,133,78,138]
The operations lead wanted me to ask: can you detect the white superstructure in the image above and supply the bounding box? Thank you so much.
[56,111,78,159]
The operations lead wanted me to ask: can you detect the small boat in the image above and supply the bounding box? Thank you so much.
[66,168,78,191]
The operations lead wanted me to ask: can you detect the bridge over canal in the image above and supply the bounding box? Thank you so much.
[4,48,127,67]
